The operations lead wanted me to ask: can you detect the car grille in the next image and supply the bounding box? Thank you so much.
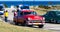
[30,20,42,23]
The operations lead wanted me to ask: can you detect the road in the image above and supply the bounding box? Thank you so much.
[0,8,60,32]
[44,23,60,32]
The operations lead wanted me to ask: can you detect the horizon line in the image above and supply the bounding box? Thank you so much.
[0,1,60,2]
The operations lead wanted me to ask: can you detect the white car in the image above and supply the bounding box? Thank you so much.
[0,4,5,15]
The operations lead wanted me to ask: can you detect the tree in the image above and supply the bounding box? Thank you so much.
[3,3,8,8]
[38,5,51,9]
[38,5,44,8]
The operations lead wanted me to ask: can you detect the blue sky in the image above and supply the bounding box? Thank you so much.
[0,0,60,1]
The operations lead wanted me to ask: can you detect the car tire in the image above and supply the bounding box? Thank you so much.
[51,19,57,24]
[54,20,57,24]
[52,19,57,24]
[21,21,26,26]
[13,20,19,25]
[38,25,44,28]
[28,25,33,27]
[15,22,19,25]
[21,23,26,26]
[55,20,59,24]
[21,24,25,26]
[50,19,56,23]
[56,20,60,24]
[48,20,51,23]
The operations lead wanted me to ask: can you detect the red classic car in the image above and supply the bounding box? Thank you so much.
[13,9,45,28]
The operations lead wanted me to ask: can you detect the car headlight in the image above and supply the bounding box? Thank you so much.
[43,17,45,20]
[28,17,31,20]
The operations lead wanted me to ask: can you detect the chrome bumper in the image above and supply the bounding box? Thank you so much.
[27,20,45,25]
[27,23,45,25]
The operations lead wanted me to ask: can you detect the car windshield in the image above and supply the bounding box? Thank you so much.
[56,11,60,15]
[21,6,29,9]
[23,11,37,15]
[0,6,3,11]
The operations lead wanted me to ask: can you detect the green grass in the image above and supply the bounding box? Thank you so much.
[0,21,54,32]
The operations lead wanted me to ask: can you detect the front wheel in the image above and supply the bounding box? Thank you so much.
[21,21,26,26]
[38,25,44,28]
[15,22,19,25]
[28,25,33,27]
[51,19,57,23]
[13,20,19,25]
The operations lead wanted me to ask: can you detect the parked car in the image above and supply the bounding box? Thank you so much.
[0,4,5,15]
[13,9,45,28]
[43,10,60,23]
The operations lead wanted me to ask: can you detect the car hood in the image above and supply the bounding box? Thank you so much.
[23,14,43,20]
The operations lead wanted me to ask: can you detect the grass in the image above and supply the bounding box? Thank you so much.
[30,8,47,15]
[0,21,54,32]
[35,10,46,15]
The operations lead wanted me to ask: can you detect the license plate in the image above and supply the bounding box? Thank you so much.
[32,23,41,25]
[35,24,39,25]
[32,21,41,23]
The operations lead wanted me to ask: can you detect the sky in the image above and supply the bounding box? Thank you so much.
[0,0,60,1]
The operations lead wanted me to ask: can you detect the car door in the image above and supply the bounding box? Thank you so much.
[45,11,54,20]
[17,12,24,23]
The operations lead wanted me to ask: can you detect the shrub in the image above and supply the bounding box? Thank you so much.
[3,3,8,8]
[38,5,51,9]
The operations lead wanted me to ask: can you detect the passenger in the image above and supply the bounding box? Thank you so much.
[4,10,8,22]
[16,6,21,16]
[17,9,21,16]
[14,11,17,16]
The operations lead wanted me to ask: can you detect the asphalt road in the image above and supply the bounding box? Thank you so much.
[0,8,60,32]
[44,23,60,32]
